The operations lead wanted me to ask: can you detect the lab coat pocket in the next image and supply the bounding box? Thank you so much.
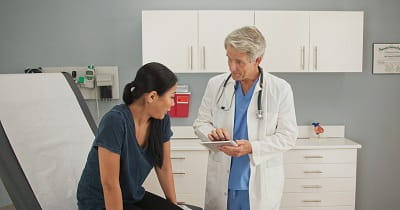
[265,112,279,135]
[265,155,283,168]
[262,165,284,209]
[210,150,224,162]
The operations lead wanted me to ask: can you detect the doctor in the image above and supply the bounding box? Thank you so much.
[193,26,297,210]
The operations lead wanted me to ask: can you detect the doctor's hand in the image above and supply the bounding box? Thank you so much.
[218,140,252,157]
[208,128,231,141]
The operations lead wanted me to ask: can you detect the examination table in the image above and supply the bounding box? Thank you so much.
[0,73,201,210]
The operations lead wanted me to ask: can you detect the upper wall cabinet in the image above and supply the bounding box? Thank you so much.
[255,11,364,72]
[142,11,197,73]
[142,10,254,73]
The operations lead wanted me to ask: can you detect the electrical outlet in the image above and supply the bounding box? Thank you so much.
[41,66,119,100]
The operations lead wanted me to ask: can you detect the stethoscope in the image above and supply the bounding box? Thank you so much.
[216,67,264,119]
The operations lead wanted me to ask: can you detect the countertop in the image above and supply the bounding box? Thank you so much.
[170,126,362,150]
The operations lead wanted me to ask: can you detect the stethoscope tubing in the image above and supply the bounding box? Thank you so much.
[219,68,264,119]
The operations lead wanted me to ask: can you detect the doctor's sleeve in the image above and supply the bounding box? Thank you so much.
[250,82,298,166]
[193,79,217,142]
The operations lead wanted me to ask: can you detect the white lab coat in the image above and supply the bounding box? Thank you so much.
[193,71,298,210]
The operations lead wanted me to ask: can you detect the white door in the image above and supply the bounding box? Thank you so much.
[255,11,310,72]
[198,11,254,73]
[142,11,198,72]
[309,11,364,72]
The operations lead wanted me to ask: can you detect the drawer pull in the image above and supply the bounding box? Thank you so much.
[304,155,324,159]
[304,170,323,174]
[173,172,186,175]
[303,200,322,203]
[171,156,186,160]
[302,185,322,189]
[177,201,186,205]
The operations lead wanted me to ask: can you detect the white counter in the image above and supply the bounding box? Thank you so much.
[171,126,362,150]
[294,138,362,149]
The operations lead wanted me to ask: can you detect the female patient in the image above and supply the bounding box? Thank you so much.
[77,62,182,210]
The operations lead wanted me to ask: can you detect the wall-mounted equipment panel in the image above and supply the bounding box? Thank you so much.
[42,66,119,100]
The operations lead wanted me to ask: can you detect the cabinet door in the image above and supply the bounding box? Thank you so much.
[255,11,309,72]
[309,11,364,72]
[198,11,254,72]
[142,11,198,72]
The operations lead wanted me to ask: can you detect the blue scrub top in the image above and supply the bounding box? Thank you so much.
[77,104,172,210]
[228,78,259,190]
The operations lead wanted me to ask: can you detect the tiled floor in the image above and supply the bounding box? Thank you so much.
[0,205,15,210]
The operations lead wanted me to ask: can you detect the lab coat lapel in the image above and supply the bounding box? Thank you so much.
[247,75,264,141]
[215,78,235,137]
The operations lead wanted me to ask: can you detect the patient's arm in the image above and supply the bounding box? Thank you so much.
[155,140,177,204]
[98,146,123,210]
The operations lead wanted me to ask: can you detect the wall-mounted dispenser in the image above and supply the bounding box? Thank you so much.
[169,84,190,118]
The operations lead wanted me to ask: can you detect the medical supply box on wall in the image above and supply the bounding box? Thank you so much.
[169,84,190,118]
[169,92,190,118]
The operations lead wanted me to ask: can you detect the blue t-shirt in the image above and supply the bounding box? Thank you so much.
[228,78,258,190]
[77,104,173,210]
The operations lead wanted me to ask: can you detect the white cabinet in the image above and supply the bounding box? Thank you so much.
[143,126,361,210]
[143,139,208,208]
[142,11,197,73]
[281,139,361,210]
[142,10,254,73]
[255,11,310,73]
[143,10,364,73]
[255,11,364,72]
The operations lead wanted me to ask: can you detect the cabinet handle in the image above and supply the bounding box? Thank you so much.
[171,156,186,160]
[304,170,323,174]
[302,200,322,203]
[302,185,322,189]
[203,46,206,70]
[314,46,318,71]
[189,46,193,70]
[173,171,186,175]
[304,155,324,159]
[300,46,305,70]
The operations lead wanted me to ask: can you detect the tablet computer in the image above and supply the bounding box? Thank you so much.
[199,140,237,151]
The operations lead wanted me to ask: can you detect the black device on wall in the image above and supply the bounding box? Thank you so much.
[24,67,43,74]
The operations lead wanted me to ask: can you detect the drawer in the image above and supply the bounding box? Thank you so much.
[143,168,207,195]
[281,192,355,207]
[143,170,163,196]
[143,150,208,195]
[285,164,356,178]
[284,149,357,164]
[284,178,356,192]
[176,193,205,208]
[170,150,208,172]
[173,169,207,194]
[281,206,353,210]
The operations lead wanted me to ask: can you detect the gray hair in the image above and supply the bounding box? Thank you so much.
[224,26,266,62]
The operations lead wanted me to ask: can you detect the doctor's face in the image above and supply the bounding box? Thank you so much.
[226,46,259,81]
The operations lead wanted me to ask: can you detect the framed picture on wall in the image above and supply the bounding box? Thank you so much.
[373,43,400,74]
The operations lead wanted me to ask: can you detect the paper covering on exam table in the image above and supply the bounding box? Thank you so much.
[0,73,94,210]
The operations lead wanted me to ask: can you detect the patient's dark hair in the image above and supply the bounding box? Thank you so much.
[123,62,177,168]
